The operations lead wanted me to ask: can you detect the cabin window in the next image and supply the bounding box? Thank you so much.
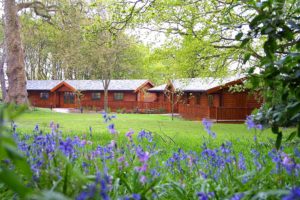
[114,92,124,101]
[64,92,75,104]
[40,92,49,100]
[92,92,101,100]
[208,95,214,107]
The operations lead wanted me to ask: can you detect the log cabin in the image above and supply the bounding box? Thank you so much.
[148,77,262,122]
[27,80,158,112]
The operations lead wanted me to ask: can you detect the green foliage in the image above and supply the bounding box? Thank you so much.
[20,1,150,80]
[0,104,31,198]
[242,0,300,148]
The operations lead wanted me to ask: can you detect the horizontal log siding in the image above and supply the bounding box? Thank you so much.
[28,91,56,107]
[209,107,256,121]
[178,104,209,120]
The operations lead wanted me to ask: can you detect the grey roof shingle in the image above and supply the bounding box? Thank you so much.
[149,76,244,92]
[26,80,149,91]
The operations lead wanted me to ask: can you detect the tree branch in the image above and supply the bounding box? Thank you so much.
[17,1,58,22]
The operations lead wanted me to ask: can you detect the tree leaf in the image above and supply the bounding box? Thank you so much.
[286,131,296,141]
[235,32,243,40]
[243,53,251,64]
[241,38,250,47]
[0,168,31,197]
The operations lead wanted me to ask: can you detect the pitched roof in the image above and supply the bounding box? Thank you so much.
[27,80,150,91]
[148,76,245,92]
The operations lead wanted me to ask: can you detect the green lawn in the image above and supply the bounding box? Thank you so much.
[14,108,282,151]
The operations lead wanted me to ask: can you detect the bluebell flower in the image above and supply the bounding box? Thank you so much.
[197,192,214,200]
[295,148,300,158]
[251,149,262,170]
[220,143,231,154]
[202,118,216,138]
[132,194,141,200]
[107,124,116,134]
[138,130,153,142]
[281,153,298,174]
[100,179,109,200]
[246,115,263,130]
[199,171,207,179]
[34,124,39,132]
[139,175,147,184]
[59,137,74,157]
[238,153,247,171]
[102,111,116,123]
[126,129,134,140]
[150,169,160,177]
[230,193,244,200]
[282,187,300,200]
[76,191,90,200]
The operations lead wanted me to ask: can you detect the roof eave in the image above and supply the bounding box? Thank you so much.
[206,77,246,94]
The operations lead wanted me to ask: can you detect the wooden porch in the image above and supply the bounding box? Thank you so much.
[178,104,258,122]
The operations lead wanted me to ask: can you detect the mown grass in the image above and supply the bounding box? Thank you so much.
[4,108,299,199]
[14,108,284,153]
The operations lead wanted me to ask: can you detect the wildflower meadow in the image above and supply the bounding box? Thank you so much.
[0,106,299,200]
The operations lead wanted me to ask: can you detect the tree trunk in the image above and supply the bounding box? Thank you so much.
[4,0,28,104]
[104,88,108,112]
[102,79,110,112]
[0,44,7,100]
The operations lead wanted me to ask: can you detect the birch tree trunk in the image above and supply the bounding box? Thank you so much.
[4,0,28,104]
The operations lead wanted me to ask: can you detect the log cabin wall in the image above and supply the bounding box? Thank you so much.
[28,89,170,113]
[28,91,55,108]
[208,90,262,121]
[177,89,262,121]
[178,92,211,120]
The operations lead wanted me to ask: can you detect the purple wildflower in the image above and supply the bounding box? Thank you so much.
[138,151,150,163]
[59,137,74,157]
[199,171,207,179]
[117,156,125,163]
[102,111,116,123]
[238,153,247,171]
[138,130,153,142]
[282,187,300,200]
[281,153,298,174]
[34,124,39,132]
[107,124,116,134]
[220,143,231,154]
[100,179,109,200]
[230,193,244,200]
[126,129,134,141]
[132,194,141,200]
[246,115,263,130]
[197,192,214,200]
[202,118,216,138]
[139,175,147,184]
[251,149,262,170]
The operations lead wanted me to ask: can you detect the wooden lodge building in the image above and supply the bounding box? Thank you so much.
[148,77,262,122]
[27,80,158,111]
[27,77,262,122]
